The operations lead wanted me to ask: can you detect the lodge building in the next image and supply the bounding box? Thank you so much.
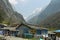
[0,23,48,38]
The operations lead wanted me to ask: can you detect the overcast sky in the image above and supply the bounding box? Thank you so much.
[9,0,51,19]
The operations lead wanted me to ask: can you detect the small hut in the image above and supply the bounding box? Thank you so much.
[48,31,56,40]
[0,27,19,36]
[27,25,48,38]
[16,23,33,38]
[0,24,6,28]
[54,30,60,40]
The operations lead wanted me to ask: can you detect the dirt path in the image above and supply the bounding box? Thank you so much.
[0,35,29,40]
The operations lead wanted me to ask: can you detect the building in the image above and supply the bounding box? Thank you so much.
[48,31,56,40]
[0,24,7,28]
[0,23,48,39]
[0,27,19,37]
[16,23,33,37]
[54,30,60,40]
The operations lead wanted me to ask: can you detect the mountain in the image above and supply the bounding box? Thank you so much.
[14,12,25,23]
[27,0,60,30]
[0,0,25,26]
[40,12,60,30]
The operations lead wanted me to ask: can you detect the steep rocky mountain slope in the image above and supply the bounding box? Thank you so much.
[0,0,25,26]
[40,12,60,30]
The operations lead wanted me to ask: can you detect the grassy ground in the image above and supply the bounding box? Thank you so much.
[32,38,39,40]
[0,37,2,39]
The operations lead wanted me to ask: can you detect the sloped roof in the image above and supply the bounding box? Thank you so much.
[0,27,18,31]
[54,30,60,33]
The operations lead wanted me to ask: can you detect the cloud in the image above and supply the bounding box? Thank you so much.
[24,16,27,19]
[9,0,27,5]
[32,8,42,14]
[19,0,25,2]
[19,0,28,4]
[9,0,18,5]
